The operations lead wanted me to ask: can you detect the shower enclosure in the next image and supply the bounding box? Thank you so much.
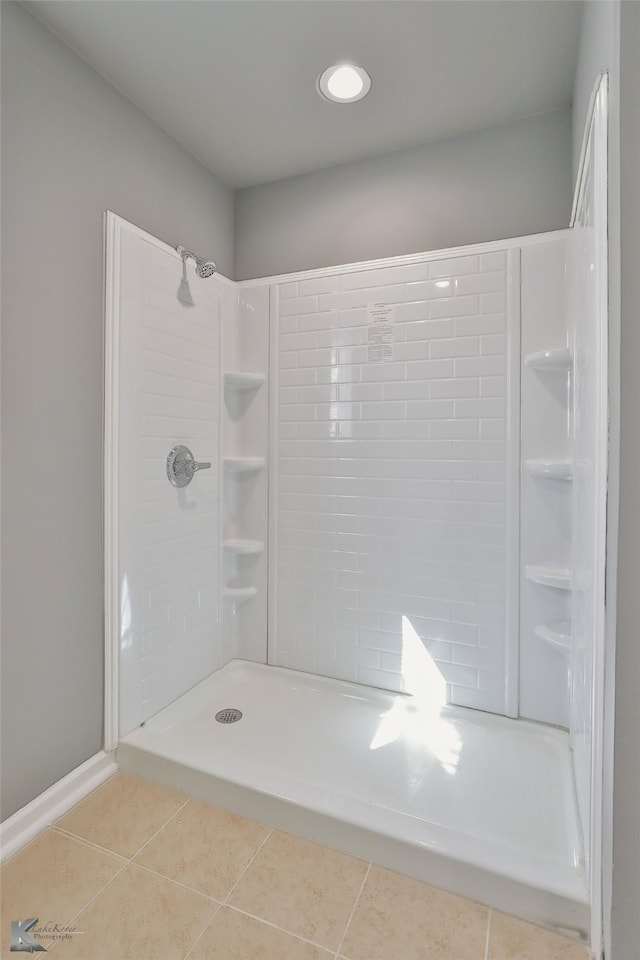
[104,81,607,955]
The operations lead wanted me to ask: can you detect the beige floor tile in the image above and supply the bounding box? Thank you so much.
[134,799,270,899]
[228,829,368,951]
[56,773,186,858]
[47,863,217,960]
[487,912,590,960]
[0,828,124,955]
[190,906,334,960]
[341,865,488,960]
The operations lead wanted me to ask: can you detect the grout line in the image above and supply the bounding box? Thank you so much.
[45,801,214,955]
[142,321,218,350]
[143,344,216,371]
[125,796,191,861]
[221,827,274,906]
[484,908,492,960]
[31,827,131,954]
[222,903,337,955]
[46,784,277,946]
[55,793,190,865]
[335,860,371,959]
[52,826,130,862]
[47,856,131,949]
[182,903,224,960]
[130,859,223,904]
[44,792,193,941]
[213,826,344,955]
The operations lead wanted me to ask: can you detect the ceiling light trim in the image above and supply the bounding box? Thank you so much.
[317,63,371,104]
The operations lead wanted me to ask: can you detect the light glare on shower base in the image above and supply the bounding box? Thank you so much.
[118,659,588,934]
[317,63,371,103]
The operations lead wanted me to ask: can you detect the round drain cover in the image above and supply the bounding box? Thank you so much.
[215,707,243,724]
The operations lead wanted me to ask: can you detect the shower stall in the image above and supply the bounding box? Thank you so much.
[105,84,608,951]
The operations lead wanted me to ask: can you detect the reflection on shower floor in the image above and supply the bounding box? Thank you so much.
[118,659,588,936]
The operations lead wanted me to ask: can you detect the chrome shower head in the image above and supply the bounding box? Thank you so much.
[177,245,216,279]
[195,258,216,279]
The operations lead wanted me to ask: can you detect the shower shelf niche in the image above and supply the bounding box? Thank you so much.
[223,371,266,391]
[524,459,573,480]
[524,347,573,372]
[534,622,572,656]
[223,456,266,473]
[223,586,258,603]
[525,565,572,591]
[223,539,265,556]
[220,298,269,660]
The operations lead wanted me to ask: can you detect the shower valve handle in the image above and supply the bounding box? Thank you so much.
[166,445,211,487]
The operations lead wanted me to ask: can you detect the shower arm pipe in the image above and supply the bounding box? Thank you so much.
[177,245,198,263]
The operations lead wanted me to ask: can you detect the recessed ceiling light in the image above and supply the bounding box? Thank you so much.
[317,63,371,103]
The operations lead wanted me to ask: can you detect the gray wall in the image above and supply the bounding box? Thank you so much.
[572,1,615,181]
[234,109,572,280]
[0,2,233,820]
[4,11,638,958]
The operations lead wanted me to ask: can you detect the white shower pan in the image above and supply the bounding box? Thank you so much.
[118,659,588,937]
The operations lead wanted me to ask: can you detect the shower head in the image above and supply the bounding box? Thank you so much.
[195,258,216,279]
[176,244,217,279]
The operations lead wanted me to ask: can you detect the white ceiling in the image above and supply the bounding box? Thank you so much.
[23,0,583,190]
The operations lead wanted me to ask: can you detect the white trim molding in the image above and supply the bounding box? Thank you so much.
[104,211,121,753]
[267,284,280,667]
[0,752,118,864]
[589,73,609,960]
[504,248,522,718]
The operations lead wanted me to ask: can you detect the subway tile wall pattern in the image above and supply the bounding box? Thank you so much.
[117,231,222,735]
[272,252,515,714]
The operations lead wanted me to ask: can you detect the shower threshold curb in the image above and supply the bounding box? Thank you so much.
[117,739,589,940]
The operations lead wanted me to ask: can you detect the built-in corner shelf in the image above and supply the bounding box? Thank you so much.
[525,564,573,590]
[222,368,267,613]
[524,347,572,373]
[223,539,265,556]
[534,621,572,656]
[223,456,266,474]
[524,459,573,481]
[223,586,258,603]
[224,372,266,391]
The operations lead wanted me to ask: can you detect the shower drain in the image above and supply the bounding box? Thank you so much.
[215,707,243,724]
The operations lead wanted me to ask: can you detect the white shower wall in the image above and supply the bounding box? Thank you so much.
[221,285,270,663]
[519,240,572,730]
[269,251,519,714]
[569,79,608,883]
[115,223,225,736]
[108,218,604,943]
[110,223,589,741]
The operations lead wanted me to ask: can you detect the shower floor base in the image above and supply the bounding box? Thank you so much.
[118,659,589,937]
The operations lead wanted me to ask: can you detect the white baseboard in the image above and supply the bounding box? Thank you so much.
[0,751,118,863]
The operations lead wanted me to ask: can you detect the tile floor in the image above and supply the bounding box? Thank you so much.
[1,773,590,960]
